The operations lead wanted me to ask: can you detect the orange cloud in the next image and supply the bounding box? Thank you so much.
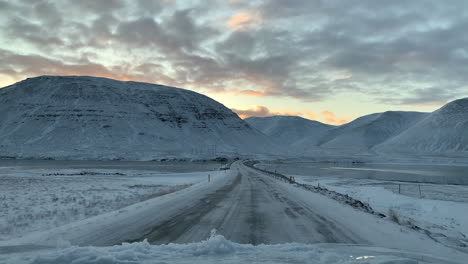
[232,105,301,119]
[320,110,334,118]
[303,110,316,120]
[230,89,267,97]
[232,105,270,119]
[231,105,349,125]
[320,110,349,125]
[227,11,262,30]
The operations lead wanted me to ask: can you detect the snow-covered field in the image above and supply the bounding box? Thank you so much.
[0,161,224,241]
[257,161,468,249]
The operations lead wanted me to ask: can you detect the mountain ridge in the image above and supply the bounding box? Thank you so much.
[375,97,468,155]
[317,111,429,152]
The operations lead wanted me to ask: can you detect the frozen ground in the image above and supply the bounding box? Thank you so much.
[0,160,224,241]
[256,161,468,249]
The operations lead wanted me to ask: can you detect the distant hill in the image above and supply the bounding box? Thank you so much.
[245,116,333,155]
[318,111,429,153]
[0,76,278,160]
[375,98,468,155]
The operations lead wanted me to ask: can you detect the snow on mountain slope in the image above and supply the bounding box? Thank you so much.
[245,116,333,145]
[0,76,277,160]
[318,111,428,153]
[375,98,468,155]
[245,116,334,155]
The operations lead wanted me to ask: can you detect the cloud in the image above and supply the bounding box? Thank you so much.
[232,105,271,119]
[230,89,267,97]
[227,11,263,30]
[303,110,316,120]
[135,0,169,16]
[231,105,302,119]
[378,86,463,106]
[231,105,349,125]
[115,18,166,48]
[70,0,124,13]
[5,16,64,47]
[0,49,114,80]
[0,49,176,87]
[320,110,349,125]
[1,0,468,107]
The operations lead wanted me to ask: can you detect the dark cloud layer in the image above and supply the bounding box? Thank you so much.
[1,0,467,105]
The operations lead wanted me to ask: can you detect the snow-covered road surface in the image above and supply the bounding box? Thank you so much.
[139,161,359,244]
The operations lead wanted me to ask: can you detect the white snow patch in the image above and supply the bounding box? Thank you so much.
[298,177,468,248]
[0,233,462,264]
[0,166,218,241]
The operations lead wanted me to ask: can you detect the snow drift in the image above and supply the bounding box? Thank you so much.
[2,233,462,264]
[0,76,277,160]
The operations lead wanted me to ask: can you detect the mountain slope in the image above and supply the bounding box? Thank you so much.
[318,111,429,153]
[0,76,277,160]
[375,98,468,155]
[245,116,334,155]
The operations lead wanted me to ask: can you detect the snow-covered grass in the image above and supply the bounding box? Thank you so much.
[1,232,463,264]
[330,178,468,203]
[0,166,215,241]
[299,178,468,248]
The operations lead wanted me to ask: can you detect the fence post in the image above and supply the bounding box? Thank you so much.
[398,184,401,194]
[418,184,422,198]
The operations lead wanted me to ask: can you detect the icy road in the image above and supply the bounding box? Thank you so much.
[137,162,359,245]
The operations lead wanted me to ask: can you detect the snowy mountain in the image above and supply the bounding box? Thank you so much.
[0,76,277,160]
[245,116,333,145]
[318,111,429,153]
[375,98,468,155]
[245,116,334,155]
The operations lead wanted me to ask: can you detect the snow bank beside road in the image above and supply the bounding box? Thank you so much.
[1,233,462,264]
[306,179,468,248]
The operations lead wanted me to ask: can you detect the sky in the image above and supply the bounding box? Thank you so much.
[0,0,467,125]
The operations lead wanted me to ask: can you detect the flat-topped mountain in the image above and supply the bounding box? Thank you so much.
[0,76,277,160]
